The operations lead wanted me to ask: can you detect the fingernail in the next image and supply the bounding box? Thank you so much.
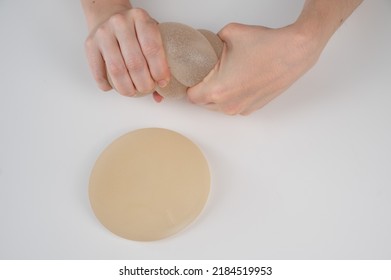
[158,80,168,88]
[153,91,164,103]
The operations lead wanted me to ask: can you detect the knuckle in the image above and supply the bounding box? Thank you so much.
[108,13,127,26]
[84,36,95,50]
[130,8,149,20]
[125,56,146,72]
[142,40,161,57]
[94,24,110,37]
[107,62,126,77]
[225,22,241,31]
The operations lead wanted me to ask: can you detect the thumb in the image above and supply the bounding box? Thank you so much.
[187,53,223,105]
[187,65,218,105]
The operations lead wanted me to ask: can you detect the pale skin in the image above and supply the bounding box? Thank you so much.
[81,0,363,115]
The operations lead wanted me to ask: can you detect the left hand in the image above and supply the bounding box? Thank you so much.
[187,23,323,115]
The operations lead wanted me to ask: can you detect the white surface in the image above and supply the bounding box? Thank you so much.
[0,0,390,259]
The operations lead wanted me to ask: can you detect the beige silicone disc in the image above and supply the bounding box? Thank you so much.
[89,128,210,241]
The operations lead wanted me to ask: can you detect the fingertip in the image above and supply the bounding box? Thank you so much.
[101,86,113,92]
[219,22,242,35]
[153,62,171,88]
[109,82,136,97]
[98,80,113,92]
[157,79,169,88]
[153,91,164,103]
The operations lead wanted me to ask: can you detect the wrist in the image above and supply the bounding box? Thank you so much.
[291,0,363,55]
[291,9,335,55]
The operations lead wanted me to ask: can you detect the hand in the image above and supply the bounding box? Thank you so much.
[84,8,170,97]
[187,23,324,115]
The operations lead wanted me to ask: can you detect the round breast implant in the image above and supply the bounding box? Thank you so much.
[108,22,223,98]
[88,128,211,241]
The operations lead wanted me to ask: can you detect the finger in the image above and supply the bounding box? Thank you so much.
[100,33,136,96]
[217,23,243,45]
[85,38,112,91]
[152,91,164,103]
[134,14,170,86]
[187,64,219,105]
[115,21,155,94]
[187,40,229,105]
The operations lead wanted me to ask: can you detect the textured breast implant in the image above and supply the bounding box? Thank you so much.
[109,22,223,98]
[156,22,223,98]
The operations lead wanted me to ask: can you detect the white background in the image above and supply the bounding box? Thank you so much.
[0,0,390,259]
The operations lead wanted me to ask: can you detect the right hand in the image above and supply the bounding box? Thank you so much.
[84,8,170,97]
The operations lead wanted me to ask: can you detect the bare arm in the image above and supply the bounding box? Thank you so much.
[187,0,363,115]
[296,0,363,50]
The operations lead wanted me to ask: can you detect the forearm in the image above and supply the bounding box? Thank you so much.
[81,0,132,30]
[294,0,363,48]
